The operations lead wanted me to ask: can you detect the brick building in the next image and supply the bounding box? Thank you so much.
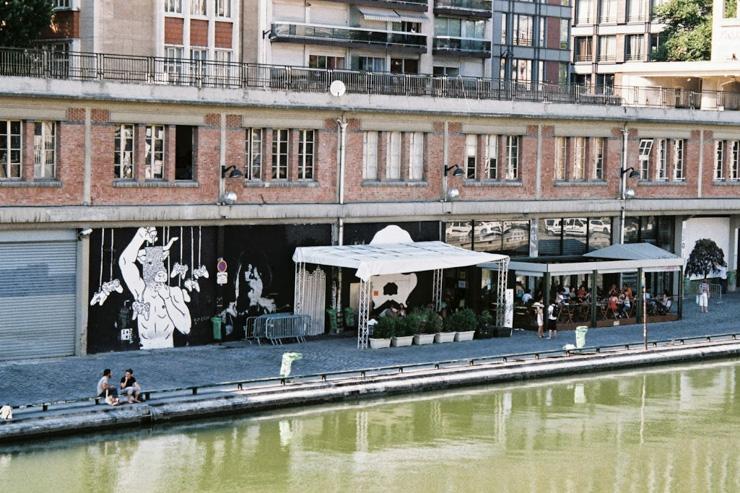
[0,0,739,359]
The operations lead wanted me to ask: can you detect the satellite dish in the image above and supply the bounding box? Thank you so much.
[329,80,346,97]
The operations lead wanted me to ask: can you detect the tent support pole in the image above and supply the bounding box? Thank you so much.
[496,258,509,327]
[433,268,443,311]
[591,269,598,327]
[294,262,306,315]
[358,278,371,349]
[678,266,684,319]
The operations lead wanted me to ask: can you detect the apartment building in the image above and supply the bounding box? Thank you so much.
[571,0,666,88]
[493,0,572,86]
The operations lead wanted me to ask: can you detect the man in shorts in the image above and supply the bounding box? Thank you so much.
[120,368,142,403]
[97,369,118,406]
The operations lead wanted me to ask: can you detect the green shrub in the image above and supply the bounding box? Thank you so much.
[411,306,443,333]
[373,316,396,339]
[398,312,423,337]
[478,310,494,328]
[445,308,477,332]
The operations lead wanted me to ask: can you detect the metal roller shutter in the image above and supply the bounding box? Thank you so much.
[0,240,77,360]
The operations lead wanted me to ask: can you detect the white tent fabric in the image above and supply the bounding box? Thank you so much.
[357,6,428,23]
[293,241,506,281]
[583,243,680,261]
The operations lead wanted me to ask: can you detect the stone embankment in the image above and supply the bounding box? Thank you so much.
[1,339,739,444]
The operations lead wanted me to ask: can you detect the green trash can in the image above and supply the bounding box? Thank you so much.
[343,307,356,329]
[210,316,223,342]
[326,308,338,334]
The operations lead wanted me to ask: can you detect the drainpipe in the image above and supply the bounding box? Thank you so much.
[333,116,348,320]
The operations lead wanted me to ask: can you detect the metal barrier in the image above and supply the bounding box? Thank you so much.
[1,46,739,111]
[246,313,311,345]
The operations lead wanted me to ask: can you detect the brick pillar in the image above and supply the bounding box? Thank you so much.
[377,131,387,181]
[477,134,486,180]
[166,125,176,182]
[290,129,300,181]
[264,129,273,182]
[23,121,34,181]
[136,124,147,181]
[400,132,411,181]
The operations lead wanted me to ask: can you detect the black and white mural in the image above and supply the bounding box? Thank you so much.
[87,224,331,353]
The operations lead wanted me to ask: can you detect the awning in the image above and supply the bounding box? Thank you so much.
[357,7,428,23]
[293,241,506,281]
[583,242,680,261]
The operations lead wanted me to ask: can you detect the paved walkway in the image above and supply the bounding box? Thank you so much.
[1,293,738,406]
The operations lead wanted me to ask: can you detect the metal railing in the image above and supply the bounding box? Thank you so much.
[8,332,739,414]
[271,22,427,50]
[1,47,738,111]
[434,0,492,13]
[433,36,491,56]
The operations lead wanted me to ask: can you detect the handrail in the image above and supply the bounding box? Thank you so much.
[0,46,738,110]
[10,332,739,413]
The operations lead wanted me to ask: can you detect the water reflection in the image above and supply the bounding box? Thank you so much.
[1,362,738,492]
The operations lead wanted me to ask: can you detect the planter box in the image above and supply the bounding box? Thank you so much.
[369,338,391,349]
[413,334,435,345]
[434,332,456,343]
[391,336,414,347]
[454,330,475,342]
[476,325,512,339]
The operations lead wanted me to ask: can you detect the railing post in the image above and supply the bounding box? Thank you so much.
[96,53,104,80]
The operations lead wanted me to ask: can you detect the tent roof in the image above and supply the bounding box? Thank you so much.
[583,242,680,261]
[479,243,683,277]
[293,241,508,281]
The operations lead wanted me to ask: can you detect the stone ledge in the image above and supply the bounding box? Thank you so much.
[464,180,523,187]
[244,180,319,188]
[112,180,199,188]
[553,180,608,187]
[362,180,428,187]
[0,180,62,188]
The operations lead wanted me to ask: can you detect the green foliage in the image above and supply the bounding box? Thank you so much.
[410,306,443,334]
[478,310,494,328]
[0,0,54,48]
[653,0,712,61]
[372,316,396,339]
[444,308,477,333]
[686,238,727,279]
[726,0,737,18]
[398,312,423,337]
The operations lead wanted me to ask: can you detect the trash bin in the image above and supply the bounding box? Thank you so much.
[575,326,588,349]
[343,306,356,329]
[210,316,223,342]
[326,308,338,334]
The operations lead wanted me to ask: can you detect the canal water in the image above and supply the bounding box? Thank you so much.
[1,361,738,492]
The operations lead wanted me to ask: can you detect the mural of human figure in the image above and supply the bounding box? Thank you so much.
[119,227,192,349]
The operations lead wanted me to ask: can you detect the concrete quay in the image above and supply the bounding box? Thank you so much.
[1,337,739,444]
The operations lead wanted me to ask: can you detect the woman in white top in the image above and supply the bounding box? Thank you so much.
[698,280,710,313]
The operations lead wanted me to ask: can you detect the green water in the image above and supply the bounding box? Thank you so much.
[2,361,739,493]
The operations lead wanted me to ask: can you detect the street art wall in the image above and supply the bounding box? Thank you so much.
[87,224,331,353]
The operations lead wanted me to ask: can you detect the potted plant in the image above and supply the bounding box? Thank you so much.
[449,308,477,342]
[392,313,418,347]
[442,308,477,342]
[476,309,512,338]
[369,316,394,349]
[413,307,438,345]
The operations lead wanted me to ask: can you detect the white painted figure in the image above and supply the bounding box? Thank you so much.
[119,227,192,349]
[245,264,276,313]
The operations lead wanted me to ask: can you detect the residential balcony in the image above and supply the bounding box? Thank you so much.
[433,37,491,57]
[575,53,593,62]
[433,0,492,19]
[322,0,428,11]
[271,22,427,54]
[1,47,738,112]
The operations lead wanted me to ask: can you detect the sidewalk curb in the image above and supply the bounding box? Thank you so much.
[2,341,739,444]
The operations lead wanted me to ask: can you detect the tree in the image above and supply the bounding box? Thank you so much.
[0,0,54,48]
[685,239,726,279]
[653,0,712,61]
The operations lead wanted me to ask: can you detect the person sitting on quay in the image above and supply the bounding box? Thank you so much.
[120,368,142,404]
[97,368,119,406]
[521,289,533,305]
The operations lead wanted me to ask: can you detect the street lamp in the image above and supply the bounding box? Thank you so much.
[219,164,243,205]
[442,164,463,202]
[619,129,638,244]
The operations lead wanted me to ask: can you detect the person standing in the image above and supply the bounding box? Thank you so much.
[698,280,710,313]
[97,369,118,406]
[547,301,558,339]
[534,302,544,339]
[120,368,142,403]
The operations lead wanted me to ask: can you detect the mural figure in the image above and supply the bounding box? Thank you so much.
[369,225,418,314]
[119,227,192,349]
[90,228,122,306]
[245,264,276,313]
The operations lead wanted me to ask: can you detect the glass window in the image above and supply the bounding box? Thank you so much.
[538,218,562,256]
[656,216,675,252]
[216,0,230,17]
[298,129,314,180]
[559,63,569,84]
[433,66,460,77]
[512,59,532,84]
[505,136,520,180]
[560,19,569,49]
[628,0,646,21]
[500,13,508,44]
[714,140,725,180]
[362,131,378,180]
[485,135,498,180]
[114,124,135,179]
[592,137,605,180]
[555,137,567,180]
[386,131,401,179]
[572,137,586,180]
[576,0,593,24]
[513,15,533,46]
[588,217,612,251]
[732,141,740,181]
[309,55,345,70]
[465,134,477,179]
[623,217,640,243]
[271,129,289,180]
[641,216,657,245]
[538,17,545,47]
[34,121,56,179]
[600,0,618,22]
[190,0,206,16]
[409,132,424,181]
[145,125,165,180]
[626,34,644,61]
[246,128,262,180]
[656,138,667,180]
[599,36,616,61]
[174,125,195,180]
[165,0,182,14]
[638,139,653,179]
[352,56,385,72]
[502,221,530,257]
[472,221,503,252]
[575,37,592,62]
[563,218,588,255]
[390,58,418,75]
[445,221,473,249]
[164,45,183,81]
[673,139,685,180]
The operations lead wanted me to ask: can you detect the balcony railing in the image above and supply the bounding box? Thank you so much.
[323,0,428,11]
[0,47,738,111]
[574,53,593,62]
[434,0,492,18]
[271,22,426,52]
[433,37,491,56]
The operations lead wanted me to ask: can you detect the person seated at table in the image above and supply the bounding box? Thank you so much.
[618,293,631,318]
[609,284,619,297]
[623,285,634,299]
[569,287,577,301]
[577,285,587,301]
[607,292,619,318]
[655,291,672,315]
[521,289,533,305]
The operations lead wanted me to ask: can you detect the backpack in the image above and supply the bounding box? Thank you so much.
[551,304,560,318]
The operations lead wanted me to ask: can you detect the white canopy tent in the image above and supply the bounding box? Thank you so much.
[293,241,509,348]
